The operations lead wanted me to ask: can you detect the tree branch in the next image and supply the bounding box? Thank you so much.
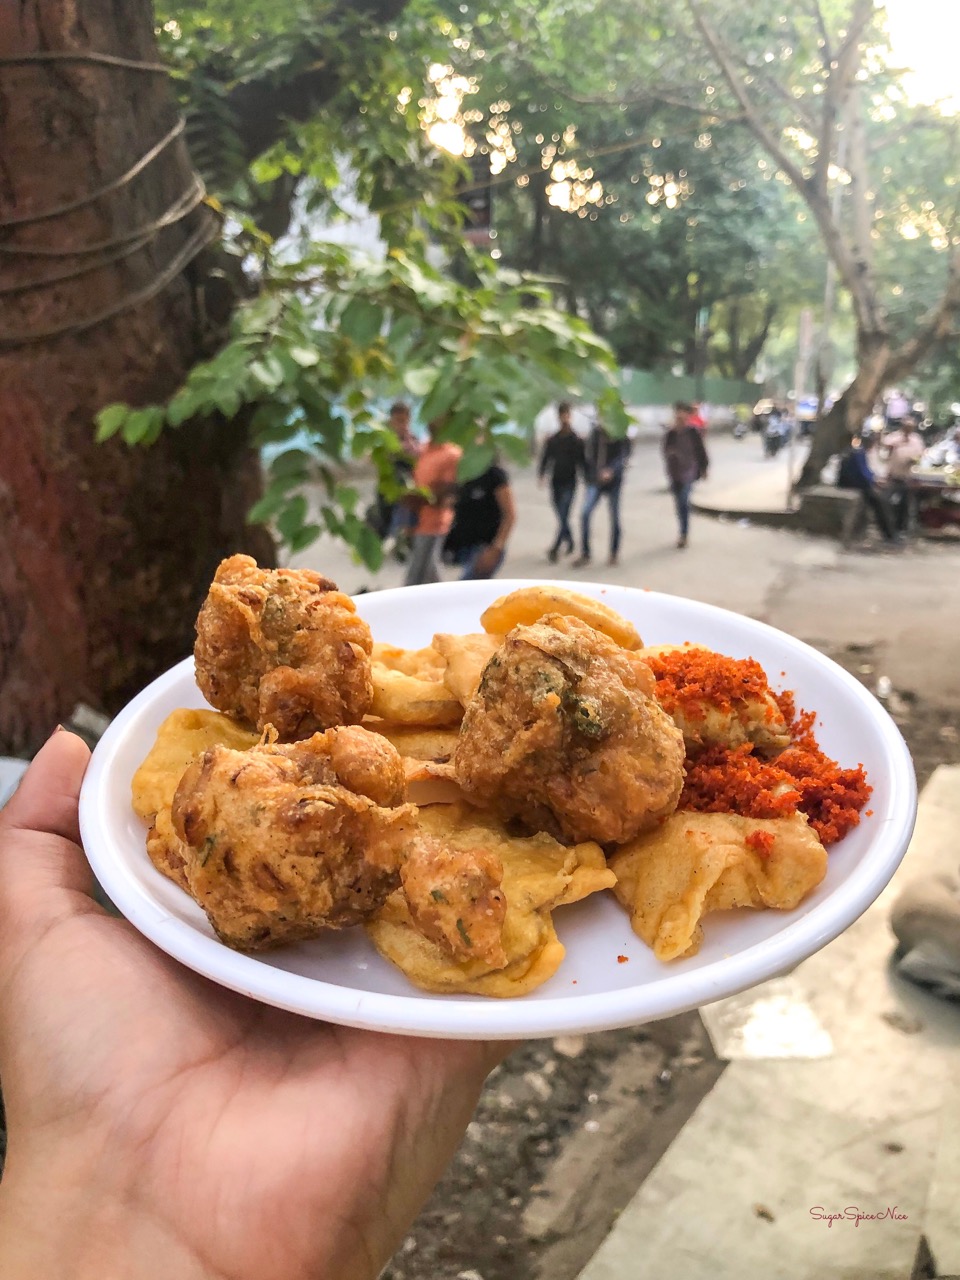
[886,251,960,382]
[835,0,876,71]
[509,51,743,120]
[813,0,872,198]
[688,0,886,336]
[756,69,821,138]
[809,0,832,60]
[686,1,811,196]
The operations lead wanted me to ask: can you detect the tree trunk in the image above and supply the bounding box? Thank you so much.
[0,0,272,755]
[797,332,890,487]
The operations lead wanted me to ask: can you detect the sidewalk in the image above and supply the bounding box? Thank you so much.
[578,766,960,1280]
[693,450,799,519]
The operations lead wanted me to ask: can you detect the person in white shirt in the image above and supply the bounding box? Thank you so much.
[882,415,925,535]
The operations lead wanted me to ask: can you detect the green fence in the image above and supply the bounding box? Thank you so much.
[621,369,760,407]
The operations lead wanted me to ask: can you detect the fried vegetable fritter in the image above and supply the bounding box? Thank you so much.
[455,614,686,845]
[639,644,791,758]
[171,726,416,950]
[194,554,373,740]
[367,803,613,995]
[400,834,507,967]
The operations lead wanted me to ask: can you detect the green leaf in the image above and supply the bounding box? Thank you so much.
[166,393,203,427]
[458,443,497,482]
[249,357,284,391]
[334,484,359,513]
[214,385,242,418]
[247,487,290,525]
[402,366,435,398]
[287,523,322,553]
[269,448,313,480]
[354,522,385,571]
[95,403,129,443]
[120,407,164,446]
[289,345,319,367]
[339,298,384,346]
[419,370,460,424]
[276,494,309,543]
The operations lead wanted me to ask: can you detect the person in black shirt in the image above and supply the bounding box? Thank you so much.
[444,460,516,580]
[573,420,631,567]
[538,402,586,562]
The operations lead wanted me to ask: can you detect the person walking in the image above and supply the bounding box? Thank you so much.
[662,401,709,549]
[444,458,516,580]
[573,419,630,568]
[403,418,462,586]
[538,401,585,562]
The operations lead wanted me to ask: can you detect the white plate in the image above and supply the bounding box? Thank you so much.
[79,579,916,1040]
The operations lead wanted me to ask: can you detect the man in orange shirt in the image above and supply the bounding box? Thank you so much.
[403,418,463,585]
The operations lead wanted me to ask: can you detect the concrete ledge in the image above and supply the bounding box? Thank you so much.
[691,500,800,531]
[796,485,862,539]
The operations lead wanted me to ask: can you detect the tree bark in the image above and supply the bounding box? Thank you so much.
[0,0,272,754]
[797,333,890,486]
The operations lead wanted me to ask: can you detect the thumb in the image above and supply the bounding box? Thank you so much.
[0,731,94,945]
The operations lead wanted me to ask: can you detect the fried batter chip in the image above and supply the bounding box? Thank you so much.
[366,803,614,996]
[362,720,460,763]
[132,708,258,822]
[480,586,642,650]
[371,642,447,679]
[402,759,464,807]
[432,632,503,706]
[610,811,827,961]
[370,643,462,726]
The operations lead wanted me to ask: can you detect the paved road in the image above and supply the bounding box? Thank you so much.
[293,432,960,709]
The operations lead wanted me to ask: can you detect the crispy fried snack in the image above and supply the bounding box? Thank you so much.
[171,726,418,950]
[367,803,614,996]
[132,708,258,823]
[610,811,827,961]
[146,805,192,892]
[640,644,791,758]
[361,720,460,763]
[370,666,463,727]
[194,554,373,740]
[480,586,642,650]
[455,615,685,845]
[400,833,507,968]
[371,641,447,678]
[432,632,503,706]
[402,759,465,807]
[369,642,463,727]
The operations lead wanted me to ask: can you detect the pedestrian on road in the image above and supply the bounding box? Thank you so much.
[573,420,630,568]
[836,435,898,544]
[538,401,586,562]
[444,457,516,580]
[662,401,709,549]
[404,418,463,586]
[372,401,422,558]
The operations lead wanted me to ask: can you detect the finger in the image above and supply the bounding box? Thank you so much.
[0,730,94,909]
[1,729,90,845]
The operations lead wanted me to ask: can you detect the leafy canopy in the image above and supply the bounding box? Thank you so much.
[98,0,627,566]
